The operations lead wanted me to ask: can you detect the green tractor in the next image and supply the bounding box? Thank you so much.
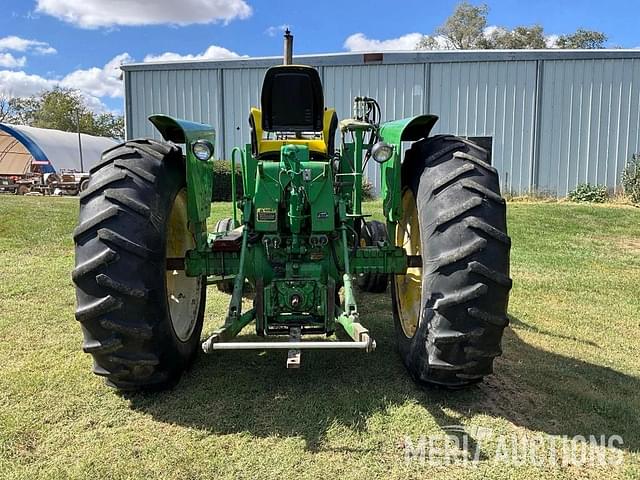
[73,32,511,391]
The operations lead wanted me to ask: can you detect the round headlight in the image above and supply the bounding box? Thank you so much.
[371,142,394,164]
[192,140,213,161]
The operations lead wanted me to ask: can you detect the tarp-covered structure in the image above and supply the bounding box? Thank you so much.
[0,124,117,176]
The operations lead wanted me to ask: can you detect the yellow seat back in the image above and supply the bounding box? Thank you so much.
[249,108,337,158]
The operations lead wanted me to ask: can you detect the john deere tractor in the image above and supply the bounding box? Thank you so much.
[73,32,511,391]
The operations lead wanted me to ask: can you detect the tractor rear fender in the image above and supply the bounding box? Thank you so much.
[149,114,215,225]
[378,114,438,223]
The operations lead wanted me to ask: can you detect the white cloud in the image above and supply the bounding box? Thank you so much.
[0,40,244,113]
[545,34,560,48]
[344,32,425,51]
[0,53,27,69]
[265,24,290,37]
[0,70,54,97]
[36,0,252,28]
[483,25,504,38]
[0,36,56,55]
[144,45,244,63]
[0,69,111,113]
[0,53,131,112]
[60,53,131,98]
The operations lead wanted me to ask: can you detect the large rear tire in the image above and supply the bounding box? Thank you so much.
[72,139,206,391]
[392,135,512,388]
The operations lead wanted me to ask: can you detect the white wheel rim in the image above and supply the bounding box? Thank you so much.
[166,189,202,342]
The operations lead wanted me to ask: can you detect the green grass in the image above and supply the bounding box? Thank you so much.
[0,196,639,479]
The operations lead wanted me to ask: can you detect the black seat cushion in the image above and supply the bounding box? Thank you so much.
[261,66,324,132]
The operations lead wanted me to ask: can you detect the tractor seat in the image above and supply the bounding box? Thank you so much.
[249,65,338,159]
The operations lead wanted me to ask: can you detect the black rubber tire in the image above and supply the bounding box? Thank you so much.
[16,184,31,195]
[72,138,206,391]
[392,135,512,388]
[214,217,235,294]
[79,178,90,192]
[356,220,389,293]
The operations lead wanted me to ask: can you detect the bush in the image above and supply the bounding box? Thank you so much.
[568,183,608,203]
[362,179,376,200]
[212,160,243,202]
[622,154,640,204]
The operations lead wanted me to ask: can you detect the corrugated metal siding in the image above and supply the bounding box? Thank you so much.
[123,51,640,196]
[126,68,223,157]
[538,59,640,195]
[221,68,268,157]
[323,64,426,187]
[429,61,538,194]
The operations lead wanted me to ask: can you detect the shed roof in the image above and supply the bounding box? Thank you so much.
[121,49,640,72]
[0,124,117,173]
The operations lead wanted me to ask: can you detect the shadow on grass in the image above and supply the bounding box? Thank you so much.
[126,293,639,454]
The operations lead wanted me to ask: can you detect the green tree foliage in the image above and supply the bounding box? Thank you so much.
[416,2,608,51]
[2,87,124,139]
[556,29,608,49]
[433,1,489,49]
[622,154,640,204]
[484,25,548,49]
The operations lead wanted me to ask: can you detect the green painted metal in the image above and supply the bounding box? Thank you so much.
[159,76,441,350]
[149,114,215,250]
[378,115,438,223]
[226,200,252,325]
[230,146,243,226]
[203,308,256,348]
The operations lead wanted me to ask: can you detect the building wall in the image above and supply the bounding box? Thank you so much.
[429,60,538,193]
[537,59,640,194]
[124,51,640,196]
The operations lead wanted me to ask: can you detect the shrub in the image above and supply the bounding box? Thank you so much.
[568,183,608,203]
[362,179,376,200]
[622,154,640,204]
[212,160,243,202]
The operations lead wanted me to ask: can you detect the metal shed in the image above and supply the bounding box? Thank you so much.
[122,50,640,196]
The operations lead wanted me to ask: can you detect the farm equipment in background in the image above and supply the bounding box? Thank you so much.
[73,31,512,391]
[47,170,91,195]
[0,170,90,195]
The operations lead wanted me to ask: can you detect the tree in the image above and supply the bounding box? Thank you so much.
[416,1,608,51]
[418,1,488,50]
[483,25,548,49]
[1,87,124,138]
[93,113,125,139]
[0,95,10,123]
[556,29,607,49]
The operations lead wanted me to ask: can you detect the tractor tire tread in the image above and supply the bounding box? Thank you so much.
[394,135,511,388]
[73,138,205,391]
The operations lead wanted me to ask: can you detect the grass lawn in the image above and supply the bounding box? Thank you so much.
[0,196,639,479]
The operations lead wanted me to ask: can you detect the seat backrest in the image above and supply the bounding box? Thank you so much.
[261,65,324,132]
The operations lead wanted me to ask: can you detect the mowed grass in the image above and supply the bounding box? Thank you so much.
[0,196,639,479]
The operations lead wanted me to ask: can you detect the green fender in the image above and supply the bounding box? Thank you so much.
[378,114,438,223]
[149,115,215,232]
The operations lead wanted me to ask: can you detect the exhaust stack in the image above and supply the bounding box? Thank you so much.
[283,29,293,65]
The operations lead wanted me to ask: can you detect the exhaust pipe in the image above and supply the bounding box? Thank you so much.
[283,28,293,65]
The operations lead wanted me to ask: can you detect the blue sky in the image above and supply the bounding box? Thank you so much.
[0,0,638,113]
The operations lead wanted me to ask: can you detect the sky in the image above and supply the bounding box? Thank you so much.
[0,0,638,113]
